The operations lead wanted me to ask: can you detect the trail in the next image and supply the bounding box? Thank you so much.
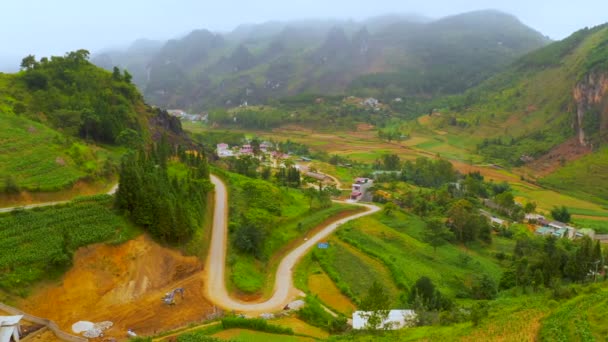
[0,183,119,213]
[205,174,380,313]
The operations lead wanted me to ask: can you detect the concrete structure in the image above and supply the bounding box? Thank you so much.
[216,143,234,158]
[351,178,373,201]
[352,310,416,330]
[0,315,22,342]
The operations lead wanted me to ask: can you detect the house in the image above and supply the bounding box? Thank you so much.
[351,178,373,201]
[535,227,554,236]
[525,214,545,222]
[0,315,23,342]
[352,310,416,330]
[361,97,380,108]
[304,172,332,184]
[300,156,312,162]
[216,143,234,158]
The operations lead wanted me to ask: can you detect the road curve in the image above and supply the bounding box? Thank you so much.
[205,174,380,313]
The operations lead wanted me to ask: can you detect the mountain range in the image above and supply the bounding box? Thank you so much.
[92,10,549,111]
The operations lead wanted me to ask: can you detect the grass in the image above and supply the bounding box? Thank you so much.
[335,211,504,298]
[308,270,356,315]
[0,113,85,191]
[212,329,314,342]
[313,239,400,305]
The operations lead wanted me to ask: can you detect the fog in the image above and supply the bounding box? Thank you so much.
[2,0,607,71]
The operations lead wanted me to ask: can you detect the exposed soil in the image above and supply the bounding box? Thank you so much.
[522,137,592,178]
[18,235,214,340]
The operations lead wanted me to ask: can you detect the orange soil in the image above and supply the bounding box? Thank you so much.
[522,137,592,178]
[18,235,214,341]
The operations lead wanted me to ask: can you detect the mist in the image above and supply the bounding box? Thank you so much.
[2,0,607,71]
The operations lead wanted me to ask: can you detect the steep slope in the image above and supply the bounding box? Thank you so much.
[93,10,548,111]
[431,24,608,200]
[0,51,187,194]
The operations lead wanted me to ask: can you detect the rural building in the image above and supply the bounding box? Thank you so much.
[525,214,545,222]
[351,177,374,201]
[352,310,416,330]
[304,172,333,184]
[216,143,234,158]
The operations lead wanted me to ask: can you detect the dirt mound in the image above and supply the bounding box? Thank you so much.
[19,235,214,340]
[524,137,592,177]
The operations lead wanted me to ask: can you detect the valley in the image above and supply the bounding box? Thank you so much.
[2,6,608,342]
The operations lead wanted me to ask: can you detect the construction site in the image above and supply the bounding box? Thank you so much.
[6,235,218,341]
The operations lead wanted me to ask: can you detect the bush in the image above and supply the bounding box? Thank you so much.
[220,317,293,335]
[298,296,349,333]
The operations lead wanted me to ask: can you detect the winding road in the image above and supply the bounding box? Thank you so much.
[0,175,379,314]
[205,174,380,313]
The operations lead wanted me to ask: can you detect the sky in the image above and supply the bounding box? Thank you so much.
[2,0,607,70]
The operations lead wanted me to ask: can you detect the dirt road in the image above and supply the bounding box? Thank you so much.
[0,183,119,213]
[205,174,380,313]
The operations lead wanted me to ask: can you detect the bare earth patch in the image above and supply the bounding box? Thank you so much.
[18,235,214,340]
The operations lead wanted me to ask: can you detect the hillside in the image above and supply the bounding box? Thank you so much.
[428,23,608,201]
[0,50,187,195]
[93,10,548,111]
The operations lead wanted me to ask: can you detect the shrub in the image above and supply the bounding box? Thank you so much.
[220,317,293,335]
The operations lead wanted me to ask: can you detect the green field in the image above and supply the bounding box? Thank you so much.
[0,194,137,295]
[0,114,87,192]
[313,239,400,305]
[335,211,505,297]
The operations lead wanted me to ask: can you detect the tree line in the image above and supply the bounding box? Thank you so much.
[115,138,212,243]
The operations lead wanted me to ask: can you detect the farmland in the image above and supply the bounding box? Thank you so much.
[0,194,136,295]
[0,113,117,193]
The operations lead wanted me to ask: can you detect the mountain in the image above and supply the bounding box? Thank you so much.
[431,23,608,201]
[93,10,548,111]
[0,50,187,193]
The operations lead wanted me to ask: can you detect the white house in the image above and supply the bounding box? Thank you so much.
[352,310,416,330]
[216,143,234,158]
[0,315,23,342]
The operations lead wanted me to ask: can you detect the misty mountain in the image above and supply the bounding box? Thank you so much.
[93,10,549,111]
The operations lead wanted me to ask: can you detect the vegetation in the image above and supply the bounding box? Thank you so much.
[297,296,348,333]
[115,140,212,243]
[0,195,135,295]
[221,317,294,335]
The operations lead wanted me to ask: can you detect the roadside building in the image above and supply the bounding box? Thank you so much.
[351,177,373,201]
[352,310,416,330]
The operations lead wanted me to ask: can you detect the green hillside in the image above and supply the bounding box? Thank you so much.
[0,51,187,194]
[426,24,608,201]
[94,10,548,111]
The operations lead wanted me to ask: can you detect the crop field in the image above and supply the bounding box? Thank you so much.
[0,194,136,294]
[308,270,356,315]
[313,238,400,305]
[334,211,504,297]
[0,114,86,191]
[539,286,608,341]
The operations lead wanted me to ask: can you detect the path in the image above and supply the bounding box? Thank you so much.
[0,183,118,213]
[205,174,380,313]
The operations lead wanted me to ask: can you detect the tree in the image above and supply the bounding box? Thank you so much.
[524,201,537,214]
[383,202,397,216]
[112,66,122,81]
[551,206,571,223]
[382,154,401,171]
[4,176,20,194]
[359,281,391,330]
[407,276,450,312]
[471,274,497,299]
[423,218,454,254]
[20,55,38,70]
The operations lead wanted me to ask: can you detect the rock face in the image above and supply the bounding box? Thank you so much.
[573,71,608,147]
